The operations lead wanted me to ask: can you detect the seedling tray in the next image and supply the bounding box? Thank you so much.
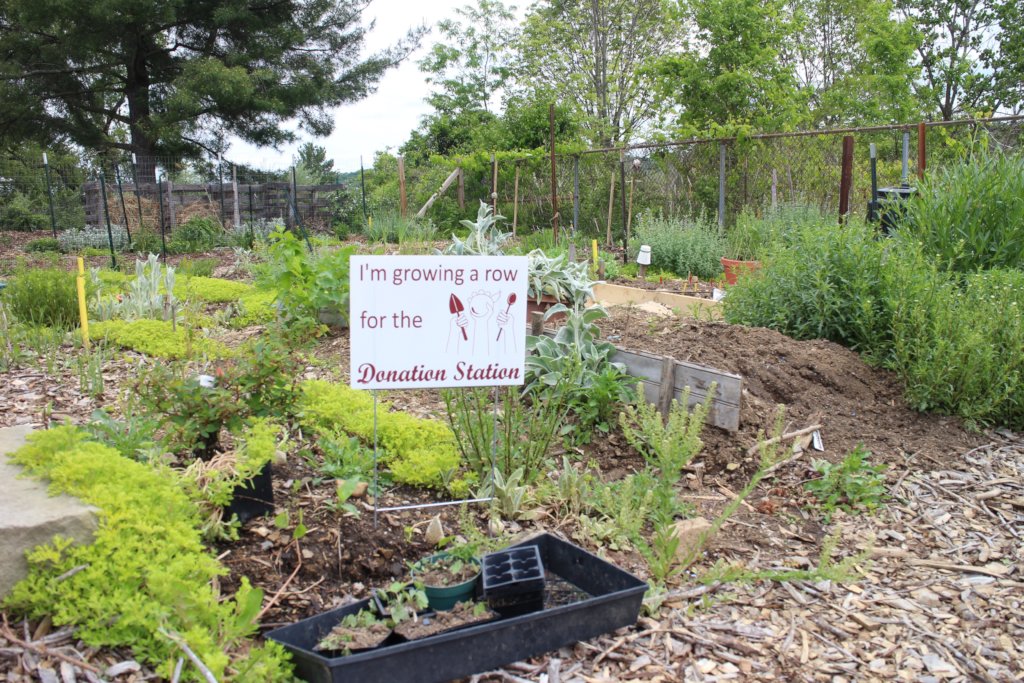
[267,533,648,683]
[482,545,545,617]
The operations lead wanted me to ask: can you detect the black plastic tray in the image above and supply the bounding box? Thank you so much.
[266,533,648,683]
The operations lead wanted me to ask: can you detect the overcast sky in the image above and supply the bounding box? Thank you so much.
[227,0,479,174]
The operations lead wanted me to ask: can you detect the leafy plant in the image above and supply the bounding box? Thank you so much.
[168,216,226,253]
[91,254,177,321]
[2,265,83,329]
[442,201,513,255]
[630,211,725,280]
[620,384,714,485]
[177,256,218,277]
[525,249,596,308]
[84,407,165,462]
[0,302,35,371]
[804,445,887,520]
[373,582,429,625]
[260,228,354,321]
[364,210,437,243]
[24,237,61,253]
[89,318,230,359]
[58,225,130,252]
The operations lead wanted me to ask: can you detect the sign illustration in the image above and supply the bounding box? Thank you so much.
[350,255,528,389]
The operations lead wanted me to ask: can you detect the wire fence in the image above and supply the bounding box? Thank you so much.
[2,115,1023,246]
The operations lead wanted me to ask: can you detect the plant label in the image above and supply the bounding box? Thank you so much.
[350,255,529,389]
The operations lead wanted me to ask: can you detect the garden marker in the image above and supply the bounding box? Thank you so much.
[76,257,90,350]
[592,239,599,275]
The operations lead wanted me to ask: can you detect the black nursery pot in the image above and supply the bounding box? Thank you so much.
[225,461,274,524]
[267,533,648,683]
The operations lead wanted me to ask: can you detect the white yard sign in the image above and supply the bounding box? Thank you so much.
[349,255,529,389]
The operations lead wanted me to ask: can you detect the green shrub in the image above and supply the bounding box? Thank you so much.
[890,267,1024,429]
[298,379,460,489]
[3,426,293,681]
[168,216,227,253]
[58,225,130,252]
[722,219,902,362]
[230,288,279,328]
[629,212,725,281]
[898,151,1024,273]
[130,229,165,255]
[726,202,827,260]
[365,210,437,243]
[24,237,61,253]
[259,229,353,320]
[805,444,887,520]
[2,266,82,329]
[0,192,48,231]
[89,319,231,359]
[178,257,218,278]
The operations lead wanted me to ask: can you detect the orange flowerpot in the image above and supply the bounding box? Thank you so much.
[720,257,761,285]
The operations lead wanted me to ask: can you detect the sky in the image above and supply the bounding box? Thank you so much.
[227,0,474,174]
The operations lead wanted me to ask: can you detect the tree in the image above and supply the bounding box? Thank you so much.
[296,142,336,184]
[895,0,1016,119]
[652,0,804,134]
[514,0,681,146]
[786,0,921,126]
[418,0,519,115]
[0,0,423,179]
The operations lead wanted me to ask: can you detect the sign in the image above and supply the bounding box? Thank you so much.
[349,255,529,389]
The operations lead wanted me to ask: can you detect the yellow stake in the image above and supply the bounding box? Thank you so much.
[591,239,599,276]
[76,257,90,350]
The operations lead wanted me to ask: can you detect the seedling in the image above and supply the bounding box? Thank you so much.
[804,444,887,521]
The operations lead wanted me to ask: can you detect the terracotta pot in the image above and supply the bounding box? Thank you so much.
[720,257,761,285]
[525,294,567,325]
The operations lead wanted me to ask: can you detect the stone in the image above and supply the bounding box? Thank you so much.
[0,425,98,599]
[424,515,445,546]
[672,517,713,561]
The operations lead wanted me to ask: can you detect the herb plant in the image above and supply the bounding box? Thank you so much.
[804,444,887,520]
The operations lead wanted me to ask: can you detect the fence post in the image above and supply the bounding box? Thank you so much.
[114,164,132,245]
[512,164,519,235]
[917,122,926,180]
[457,164,465,211]
[157,176,167,261]
[248,185,255,226]
[549,103,559,243]
[771,169,778,210]
[166,178,176,231]
[218,154,226,224]
[902,132,910,183]
[131,154,144,234]
[573,155,580,233]
[42,152,58,238]
[491,152,498,216]
[291,165,313,253]
[360,156,368,223]
[98,172,117,269]
[398,156,407,218]
[839,135,854,223]
[232,165,240,227]
[718,142,726,229]
[619,150,627,260]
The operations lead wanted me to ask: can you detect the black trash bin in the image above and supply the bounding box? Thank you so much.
[873,186,915,236]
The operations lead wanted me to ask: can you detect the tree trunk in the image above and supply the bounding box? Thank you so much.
[125,37,158,183]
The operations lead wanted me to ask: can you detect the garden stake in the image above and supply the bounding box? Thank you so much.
[42,152,58,238]
[76,257,90,350]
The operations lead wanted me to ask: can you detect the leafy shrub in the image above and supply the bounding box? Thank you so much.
[630,212,725,281]
[91,254,177,322]
[24,237,61,253]
[260,228,353,320]
[4,426,293,681]
[58,225,130,252]
[129,229,165,255]
[898,151,1024,272]
[727,202,826,260]
[178,257,218,278]
[723,219,902,362]
[299,379,460,489]
[0,192,48,231]
[2,266,82,328]
[89,319,231,359]
[365,210,436,243]
[526,250,596,308]
[168,216,226,253]
[230,288,279,328]
[805,444,887,520]
[890,267,1024,429]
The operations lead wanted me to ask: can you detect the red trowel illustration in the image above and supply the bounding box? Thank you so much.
[449,293,468,340]
[495,292,516,341]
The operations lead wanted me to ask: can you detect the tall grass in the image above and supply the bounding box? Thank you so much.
[897,151,1024,273]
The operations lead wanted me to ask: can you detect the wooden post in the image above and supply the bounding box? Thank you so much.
[718,143,726,228]
[917,122,926,180]
[572,155,580,232]
[838,135,854,223]
[605,171,616,247]
[232,165,241,227]
[512,164,519,235]
[530,311,544,337]
[626,174,635,242]
[619,152,627,258]
[549,103,559,243]
[597,260,606,280]
[398,156,407,218]
[491,153,498,216]
[656,356,676,420]
[457,165,465,211]
[771,169,778,209]
[416,167,460,218]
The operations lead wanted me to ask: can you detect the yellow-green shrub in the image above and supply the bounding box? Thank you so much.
[175,276,252,303]
[4,427,293,681]
[89,319,231,359]
[230,288,279,328]
[298,379,460,488]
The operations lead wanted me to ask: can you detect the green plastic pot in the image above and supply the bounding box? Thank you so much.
[414,553,480,611]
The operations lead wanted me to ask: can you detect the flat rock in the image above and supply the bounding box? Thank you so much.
[0,425,98,598]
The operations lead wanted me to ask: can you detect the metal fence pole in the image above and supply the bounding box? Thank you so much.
[718,143,726,229]
[360,156,368,223]
[218,154,226,224]
[114,164,133,245]
[157,176,168,260]
[131,154,145,233]
[573,155,580,233]
[98,172,117,269]
[42,153,58,238]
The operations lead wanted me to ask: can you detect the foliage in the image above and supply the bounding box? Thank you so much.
[630,212,725,280]
[726,202,829,261]
[313,434,375,483]
[177,276,253,303]
[898,151,1024,272]
[620,385,714,485]
[89,319,230,360]
[442,202,513,255]
[84,407,165,462]
[0,302,37,372]
[4,426,293,682]
[299,379,461,489]
[91,254,177,321]
[59,226,130,253]
[229,288,279,328]
[364,210,437,243]
[805,444,887,520]
[566,365,637,444]
[134,334,304,456]
[0,192,49,231]
[260,228,354,321]
[373,583,429,625]
[24,237,61,253]
[295,143,336,185]
[177,257,218,278]
[525,250,596,307]
[0,0,423,168]
[2,265,83,329]
[169,217,227,254]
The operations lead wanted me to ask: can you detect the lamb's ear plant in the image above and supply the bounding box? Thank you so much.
[442,201,512,255]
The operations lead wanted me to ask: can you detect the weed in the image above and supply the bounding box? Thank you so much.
[805,445,887,521]
[75,345,108,398]
[700,530,870,585]
[620,385,714,485]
